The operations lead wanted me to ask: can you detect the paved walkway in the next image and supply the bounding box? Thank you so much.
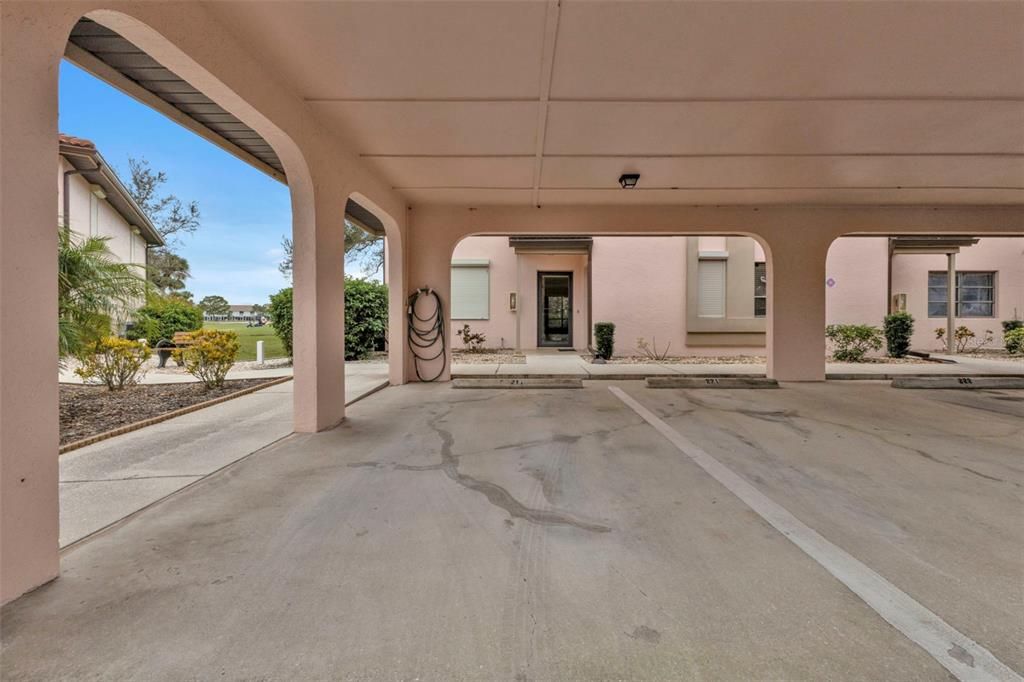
[452,349,1023,378]
[59,364,388,547]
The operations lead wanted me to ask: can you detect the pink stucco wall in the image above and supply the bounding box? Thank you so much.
[450,236,588,350]
[450,236,517,348]
[892,237,1023,350]
[591,237,686,356]
[825,237,889,327]
[455,235,1023,355]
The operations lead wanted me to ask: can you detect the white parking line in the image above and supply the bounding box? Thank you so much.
[608,386,1022,682]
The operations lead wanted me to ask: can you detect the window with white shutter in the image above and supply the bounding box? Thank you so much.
[697,259,726,318]
[451,260,490,320]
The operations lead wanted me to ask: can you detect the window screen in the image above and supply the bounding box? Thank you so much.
[697,259,726,318]
[451,265,490,320]
[928,271,994,318]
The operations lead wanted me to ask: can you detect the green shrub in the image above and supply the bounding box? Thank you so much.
[75,337,151,390]
[1004,327,1024,355]
[594,322,615,359]
[825,324,883,362]
[127,294,202,344]
[1002,318,1023,351]
[173,329,239,388]
[267,279,389,361]
[268,287,294,357]
[883,312,915,358]
[344,276,388,360]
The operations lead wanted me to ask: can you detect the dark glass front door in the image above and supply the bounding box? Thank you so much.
[538,272,572,347]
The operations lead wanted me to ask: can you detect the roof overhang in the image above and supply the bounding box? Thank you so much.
[890,236,981,255]
[65,18,387,237]
[509,236,593,254]
[59,140,164,247]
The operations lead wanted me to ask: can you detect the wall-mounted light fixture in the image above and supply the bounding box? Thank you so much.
[509,291,518,312]
[618,173,640,189]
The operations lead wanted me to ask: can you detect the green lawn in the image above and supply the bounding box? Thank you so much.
[203,323,287,362]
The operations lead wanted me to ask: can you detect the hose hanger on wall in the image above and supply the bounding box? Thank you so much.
[407,287,446,382]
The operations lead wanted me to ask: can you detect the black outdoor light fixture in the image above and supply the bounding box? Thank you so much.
[619,173,640,189]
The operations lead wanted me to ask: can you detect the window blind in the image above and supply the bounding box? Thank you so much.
[697,259,726,318]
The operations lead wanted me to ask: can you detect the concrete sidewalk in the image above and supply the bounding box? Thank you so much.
[59,365,388,547]
[452,350,1023,379]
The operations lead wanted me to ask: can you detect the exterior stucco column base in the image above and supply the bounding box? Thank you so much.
[765,233,833,382]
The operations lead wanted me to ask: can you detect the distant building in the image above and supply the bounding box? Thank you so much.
[203,304,265,323]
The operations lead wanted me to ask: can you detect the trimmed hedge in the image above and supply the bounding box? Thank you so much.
[883,312,914,358]
[267,277,388,361]
[594,322,615,359]
[127,295,202,344]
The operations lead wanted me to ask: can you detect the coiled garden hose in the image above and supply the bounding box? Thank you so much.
[407,287,447,382]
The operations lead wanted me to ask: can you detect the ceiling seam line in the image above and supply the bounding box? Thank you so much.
[302,96,1024,104]
[532,0,562,208]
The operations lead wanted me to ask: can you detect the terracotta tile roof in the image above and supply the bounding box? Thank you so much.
[58,133,96,150]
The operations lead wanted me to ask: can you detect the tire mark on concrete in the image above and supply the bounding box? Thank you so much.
[427,408,611,532]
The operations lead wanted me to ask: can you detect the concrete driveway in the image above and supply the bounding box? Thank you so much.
[3,381,1021,680]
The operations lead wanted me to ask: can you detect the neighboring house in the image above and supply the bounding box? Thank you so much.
[59,134,163,266]
[203,304,265,323]
[450,236,1023,354]
[59,133,163,325]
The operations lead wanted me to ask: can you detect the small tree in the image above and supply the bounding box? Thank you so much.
[825,324,884,362]
[935,326,994,354]
[883,312,914,358]
[174,329,239,389]
[345,277,388,360]
[456,324,486,352]
[127,294,203,344]
[58,227,147,361]
[268,287,294,357]
[198,295,231,317]
[594,322,615,360]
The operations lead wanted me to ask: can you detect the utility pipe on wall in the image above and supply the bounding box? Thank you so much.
[946,252,956,354]
[61,153,102,231]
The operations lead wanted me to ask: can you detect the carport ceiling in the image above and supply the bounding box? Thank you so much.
[92,2,1024,207]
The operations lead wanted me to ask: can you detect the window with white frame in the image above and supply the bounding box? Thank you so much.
[451,260,490,320]
[697,259,727,318]
[928,271,995,317]
[754,262,767,318]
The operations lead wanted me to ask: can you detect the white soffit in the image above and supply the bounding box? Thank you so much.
[200,1,1024,206]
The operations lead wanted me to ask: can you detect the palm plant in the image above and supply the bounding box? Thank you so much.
[58,227,147,361]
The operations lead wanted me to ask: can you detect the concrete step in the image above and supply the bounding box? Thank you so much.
[452,378,583,389]
[646,377,780,389]
[891,377,1024,390]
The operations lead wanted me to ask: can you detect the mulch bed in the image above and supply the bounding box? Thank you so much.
[453,351,527,365]
[60,379,277,446]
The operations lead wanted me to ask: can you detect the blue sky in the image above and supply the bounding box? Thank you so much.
[59,60,293,305]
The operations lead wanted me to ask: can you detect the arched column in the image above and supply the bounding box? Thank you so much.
[0,2,79,604]
[291,174,348,433]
